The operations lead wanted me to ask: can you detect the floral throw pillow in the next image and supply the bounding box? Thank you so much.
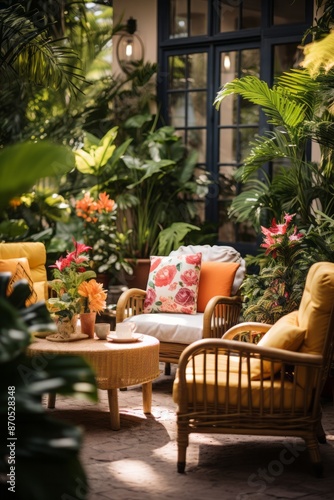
[143,253,202,314]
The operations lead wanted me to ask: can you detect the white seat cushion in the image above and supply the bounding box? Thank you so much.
[124,313,204,344]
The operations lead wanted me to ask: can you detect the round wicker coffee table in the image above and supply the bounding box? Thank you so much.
[27,334,160,430]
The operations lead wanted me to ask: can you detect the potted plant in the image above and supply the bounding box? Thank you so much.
[48,238,107,338]
[73,122,210,288]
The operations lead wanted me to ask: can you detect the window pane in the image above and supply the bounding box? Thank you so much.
[169,55,187,89]
[190,0,207,36]
[169,93,186,127]
[188,52,207,88]
[220,0,261,32]
[188,91,206,126]
[274,43,302,77]
[170,0,188,38]
[191,130,206,163]
[218,49,260,162]
[273,0,306,25]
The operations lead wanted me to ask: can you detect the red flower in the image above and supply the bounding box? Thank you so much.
[174,288,195,307]
[155,265,177,287]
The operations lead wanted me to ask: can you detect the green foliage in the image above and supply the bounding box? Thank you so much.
[0,142,75,212]
[0,274,98,499]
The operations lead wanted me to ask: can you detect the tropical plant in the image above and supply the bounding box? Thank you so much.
[106,121,210,258]
[0,273,98,500]
[241,213,313,324]
[0,2,89,147]
[75,191,132,277]
[72,123,209,259]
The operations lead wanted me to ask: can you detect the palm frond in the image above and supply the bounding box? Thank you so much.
[228,176,277,229]
[234,131,300,182]
[276,69,317,115]
[0,5,86,93]
[214,75,308,128]
[301,30,334,76]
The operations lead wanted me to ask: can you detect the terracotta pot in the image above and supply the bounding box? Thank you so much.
[80,312,96,338]
[122,258,151,290]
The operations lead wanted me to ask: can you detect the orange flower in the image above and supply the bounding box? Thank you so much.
[9,197,22,208]
[96,192,115,213]
[75,192,99,222]
[78,279,107,313]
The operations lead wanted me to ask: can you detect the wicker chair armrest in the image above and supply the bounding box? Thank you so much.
[178,338,323,372]
[222,321,272,342]
[202,295,243,339]
[116,288,146,323]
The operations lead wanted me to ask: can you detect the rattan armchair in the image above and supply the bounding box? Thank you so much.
[173,262,334,475]
[116,245,246,368]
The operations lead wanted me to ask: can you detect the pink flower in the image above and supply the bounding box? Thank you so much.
[185,253,201,265]
[181,268,199,286]
[289,226,303,241]
[284,213,296,224]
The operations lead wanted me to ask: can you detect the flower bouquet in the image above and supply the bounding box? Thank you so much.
[47,239,100,339]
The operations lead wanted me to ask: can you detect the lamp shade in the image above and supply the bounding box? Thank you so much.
[116,18,144,74]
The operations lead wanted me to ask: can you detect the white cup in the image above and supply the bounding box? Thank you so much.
[95,323,110,340]
[115,321,136,338]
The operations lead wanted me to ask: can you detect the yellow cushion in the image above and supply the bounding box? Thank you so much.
[0,257,37,306]
[196,261,240,312]
[250,311,305,380]
[298,261,334,354]
[173,353,311,410]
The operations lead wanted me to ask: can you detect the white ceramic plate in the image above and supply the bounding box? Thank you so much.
[106,333,143,343]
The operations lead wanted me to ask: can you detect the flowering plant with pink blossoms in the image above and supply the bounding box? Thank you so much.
[48,239,97,318]
[241,213,309,324]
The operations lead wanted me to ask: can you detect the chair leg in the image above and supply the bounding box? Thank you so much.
[177,423,189,473]
[316,420,327,444]
[48,393,56,409]
[305,436,323,477]
[164,362,171,376]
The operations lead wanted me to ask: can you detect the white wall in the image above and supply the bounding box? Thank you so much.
[113,0,157,74]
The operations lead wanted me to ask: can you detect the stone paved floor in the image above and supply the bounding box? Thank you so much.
[47,364,334,500]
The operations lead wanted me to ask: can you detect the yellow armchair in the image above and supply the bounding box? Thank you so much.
[0,242,48,301]
[173,262,334,475]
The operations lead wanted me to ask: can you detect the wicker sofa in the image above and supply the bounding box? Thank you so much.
[173,261,334,475]
[116,245,246,367]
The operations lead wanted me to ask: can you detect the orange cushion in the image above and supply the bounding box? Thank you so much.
[0,257,37,306]
[196,261,240,312]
